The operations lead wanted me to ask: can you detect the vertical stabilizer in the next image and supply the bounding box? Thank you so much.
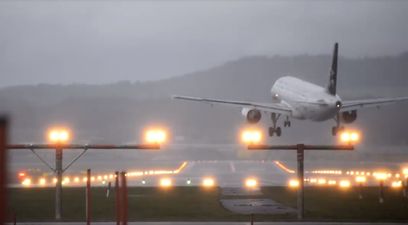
[327,43,338,95]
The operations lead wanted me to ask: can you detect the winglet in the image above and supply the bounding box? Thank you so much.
[327,42,338,95]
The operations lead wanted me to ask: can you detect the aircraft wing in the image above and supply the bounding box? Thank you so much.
[173,95,292,115]
[341,96,408,111]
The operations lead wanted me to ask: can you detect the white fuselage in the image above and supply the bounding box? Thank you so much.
[271,76,342,121]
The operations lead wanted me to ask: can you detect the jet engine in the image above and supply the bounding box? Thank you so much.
[340,110,357,124]
[241,108,262,124]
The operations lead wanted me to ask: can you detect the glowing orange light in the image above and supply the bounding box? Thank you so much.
[374,172,388,181]
[47,128,70,143]
[288,179,299,188]
[339,180,351,189]
[245,178,258,189]
[328,180,337,185]
[145,128,167,144]
[339,130,360,144]
[318,178,327,185]
[38,178,46,186]
[22,178,31,187]
[159,178,172,188]
[403,168,408,177]
[274,161,295,174]
[202,177,216,188]
[62,177,70,185]
[241,129,262,144]
[391,181,402,189]
[355,176,367,183]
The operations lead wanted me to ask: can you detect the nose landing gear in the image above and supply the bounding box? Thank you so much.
[283,116,291,127]
[269,113,282,137]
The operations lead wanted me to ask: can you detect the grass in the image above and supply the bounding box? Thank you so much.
[6,186,408,222]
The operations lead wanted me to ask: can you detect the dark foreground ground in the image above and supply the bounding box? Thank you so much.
[6,187,408,222]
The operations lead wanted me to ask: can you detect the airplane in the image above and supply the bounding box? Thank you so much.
[173,43,408,137]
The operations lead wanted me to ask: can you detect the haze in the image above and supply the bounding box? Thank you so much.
[1,1,408,87]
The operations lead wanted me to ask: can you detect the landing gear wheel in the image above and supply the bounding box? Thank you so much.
[287,121,291,127]
[332,127,338,136]
[269,127,275,137]
[276,127,282,137]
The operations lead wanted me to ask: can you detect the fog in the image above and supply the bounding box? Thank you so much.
[1,1,408,175]
[1,1,408,86]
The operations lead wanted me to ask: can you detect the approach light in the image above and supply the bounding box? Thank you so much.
[38,178,46,186]
[391,181,402,189]
[22,178,31,187]
[202,177,216,188]
[339,130,360,144]
[47,128,71,144]
[159,178,172,188]
[355,176,367,183]
[374,172,388,181]
[241,129,262,145]
[402,168,408,178]
[339,180,351,189]
[245,178,258,189]
[288,179,299,189]
[317,178,327,185]
[328,180,337,186]
[145,128,168,144]
[18,172,26,178]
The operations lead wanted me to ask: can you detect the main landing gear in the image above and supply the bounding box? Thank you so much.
[269,113,282,137]
[332,113,344,136]
[283,115,291,127]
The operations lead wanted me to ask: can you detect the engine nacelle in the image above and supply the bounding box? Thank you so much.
[340,110,357,124]
[241,108,262,124]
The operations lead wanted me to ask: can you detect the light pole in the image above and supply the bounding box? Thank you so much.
[248,144,354,220]
[47,128,71,220]
[7,126,166,222]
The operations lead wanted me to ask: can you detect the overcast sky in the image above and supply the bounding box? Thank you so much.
[0,1,407,87]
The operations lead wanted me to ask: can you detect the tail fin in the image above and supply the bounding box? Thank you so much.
[327,42,338,95]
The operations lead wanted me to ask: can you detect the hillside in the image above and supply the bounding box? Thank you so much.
[1,53,408,148]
